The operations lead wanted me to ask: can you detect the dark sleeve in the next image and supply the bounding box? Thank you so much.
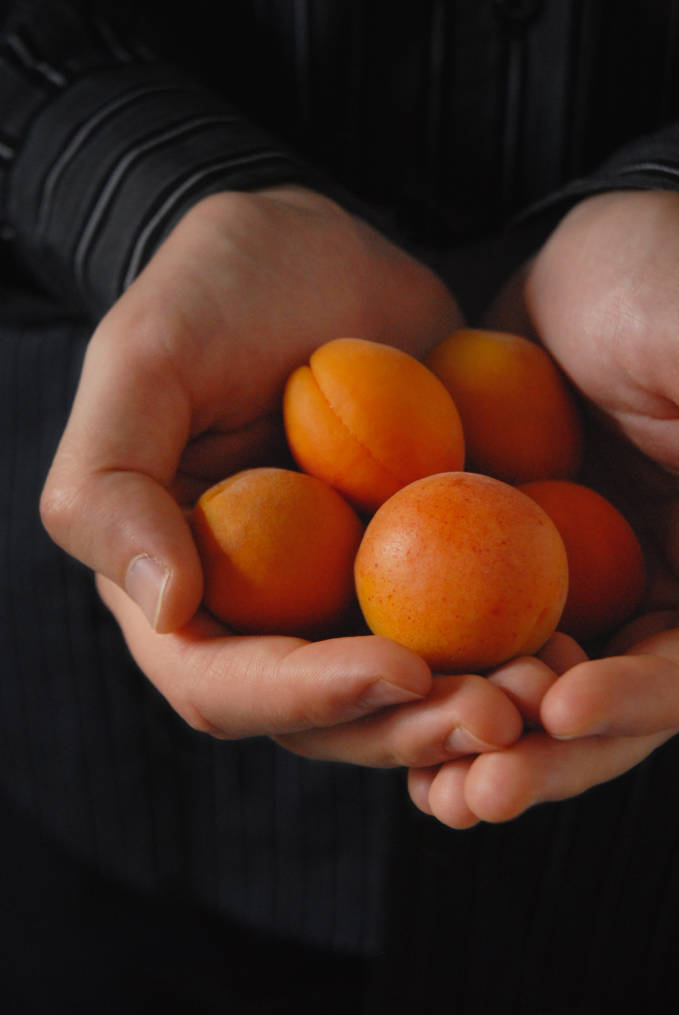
[0,1,330,319]
[516,120,679,226]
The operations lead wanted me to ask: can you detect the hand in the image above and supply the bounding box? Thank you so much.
[408,189,679,826]
[41,184,527,764]
[41,184,461,631]
[408,616,679,828]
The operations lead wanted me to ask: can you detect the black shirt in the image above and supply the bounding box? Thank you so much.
[3,2,679,999]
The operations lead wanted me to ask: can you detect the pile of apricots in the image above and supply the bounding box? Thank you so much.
[191,330,647,672]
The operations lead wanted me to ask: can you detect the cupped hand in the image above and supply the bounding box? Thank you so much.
[489,189,679,475]
[38,183,529,764]
[95,574,523,765]
[408,189,679,827]
[408,615,679,828]
[41,184,462,632]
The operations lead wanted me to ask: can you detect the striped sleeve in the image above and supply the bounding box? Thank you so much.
[0,3,328,319]
[515,121,679,226]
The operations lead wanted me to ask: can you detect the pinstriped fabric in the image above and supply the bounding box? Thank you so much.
[0,303,398,954]
[378,741,679,1009]
[5,1,679,313]
[34,82,189,235]
[71,112,240,285]
[4,29,67,86]
[119,150,294,286]
[4,55,324,313]
[1,3,333,314]
[119,150,300,287]
[5,0,679,973]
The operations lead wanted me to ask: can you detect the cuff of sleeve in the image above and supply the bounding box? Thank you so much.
[513,122,679,231]
[4,60,333,318]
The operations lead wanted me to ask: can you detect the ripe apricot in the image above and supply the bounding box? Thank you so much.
[354,472,569,672]
[518,479,646,643]
[283,337,465,513]
[191,467,364,637]
[426,328,583,484]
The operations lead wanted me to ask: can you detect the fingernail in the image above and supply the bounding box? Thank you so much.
[551,724,608,741]
[445,727,498,755]
[125,554,170,630]
[357,679,424,712]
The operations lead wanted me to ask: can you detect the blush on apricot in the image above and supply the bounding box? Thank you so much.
[191,467,364,637]
[354,472,569,673]
[519,479,646,643]
[283,337,465,513]
[426,328,583,484]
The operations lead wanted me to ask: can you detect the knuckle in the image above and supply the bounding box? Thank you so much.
[39,476,82,543]
[173,695,230,740]
[172,651,237,739]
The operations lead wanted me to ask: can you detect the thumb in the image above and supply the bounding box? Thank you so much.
[40,321,203,633]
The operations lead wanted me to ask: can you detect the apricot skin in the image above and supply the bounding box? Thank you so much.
[354,472,569,673]
[426,328,583,484]
[518,480,646,644]
[191,467,364,637]
[283,337,465,513]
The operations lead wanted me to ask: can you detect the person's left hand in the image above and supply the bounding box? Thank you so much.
[408,189,679,828]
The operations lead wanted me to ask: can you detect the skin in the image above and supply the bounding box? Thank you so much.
[44,184,529,767]
[408,190,679,827]
[41,184,679,822]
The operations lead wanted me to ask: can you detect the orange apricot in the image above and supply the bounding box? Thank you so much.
[191,467,364,637]
[354,472,569,672]
[518,479,646,643]
[426,328,583,484]
[283,337,465,513]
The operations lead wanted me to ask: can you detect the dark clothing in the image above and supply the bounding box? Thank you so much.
[3,2,679,1010]
[4,1,679,316]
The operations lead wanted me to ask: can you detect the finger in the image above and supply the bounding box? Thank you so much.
[487,655,559,727]
[536,631,588,673]
[407,766,438,815]
[540,651,679,739]
[419,758,480,829]
[462,729,670,824]
[275,673,523,767]
[486,633,589,727]
[97,575,432,738]
[41,318,203,632]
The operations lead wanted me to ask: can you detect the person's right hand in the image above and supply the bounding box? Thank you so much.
[40,184,525,766]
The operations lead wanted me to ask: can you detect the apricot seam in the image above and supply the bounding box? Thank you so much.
[309,362,413,489]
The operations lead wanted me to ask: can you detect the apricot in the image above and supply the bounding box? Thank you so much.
[518,479,646,643]
[283,337,465,513]
[354,472,569,672]
[191,467,364,637]
[426,328,583,484]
